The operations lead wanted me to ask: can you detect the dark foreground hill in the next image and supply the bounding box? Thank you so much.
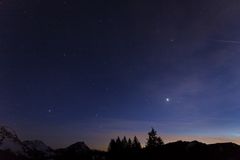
[147,141,240,160]
[1,126,240,160]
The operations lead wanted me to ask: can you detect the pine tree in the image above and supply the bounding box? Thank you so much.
[122,136,128,149]
[116,136,121,144]
[132,136,141,150]
[115,136,122,151]
[127,138,132,149]
[146,128,164,149]
[108,139,116,152]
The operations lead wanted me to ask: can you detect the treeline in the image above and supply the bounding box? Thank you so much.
[53,128,240,160]
[108,136,141,152]
[107,128,164,160]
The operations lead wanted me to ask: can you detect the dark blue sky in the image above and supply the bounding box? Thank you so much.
[1,0,240,149]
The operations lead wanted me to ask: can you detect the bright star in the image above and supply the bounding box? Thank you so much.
[166,98,170,102]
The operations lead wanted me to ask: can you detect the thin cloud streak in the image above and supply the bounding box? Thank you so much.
[211,39,240,44]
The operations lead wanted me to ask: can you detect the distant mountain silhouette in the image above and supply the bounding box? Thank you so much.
[0,126,28,156]
[55,142,92,160]
[0,126,55,160]
[0,125,240,160]
[23,140,55,159]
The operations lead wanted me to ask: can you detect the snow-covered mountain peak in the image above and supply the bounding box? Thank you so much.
[23,140,52,152]
[0,126,19,141]
[0,126,25,154]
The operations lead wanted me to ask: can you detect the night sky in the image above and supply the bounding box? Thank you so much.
[2,0,240,150]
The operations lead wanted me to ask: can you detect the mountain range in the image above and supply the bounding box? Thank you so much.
[0,126,99,160]
[1,125,240,160]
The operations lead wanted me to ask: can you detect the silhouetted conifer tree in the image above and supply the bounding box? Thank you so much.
[132,136,141,150]
[122,136,128,149]
[127,138,132,149]
[108,139,116,152]
[116,137,121,144]
[115,137,122,152]
[146,128,164,149]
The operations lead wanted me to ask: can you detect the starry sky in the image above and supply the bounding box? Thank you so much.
[2,0,240,150]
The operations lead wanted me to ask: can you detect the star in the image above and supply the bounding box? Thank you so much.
[166,98,170,102]
[48,109,52,113]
